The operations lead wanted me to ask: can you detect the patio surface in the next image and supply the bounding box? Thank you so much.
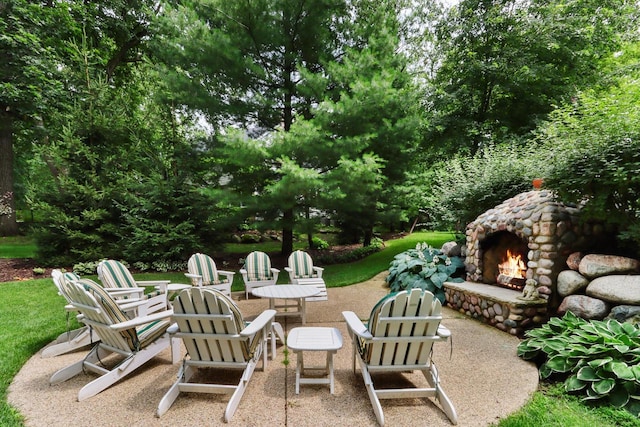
[8,272,539,426]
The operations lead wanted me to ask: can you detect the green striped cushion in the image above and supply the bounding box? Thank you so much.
[288,250,314,278]
[245,251,272,281]
[100,260,163,299]
[188,253,224,285]
[62,272,82,283]
[100,260,137,289]
[77,279,140,350]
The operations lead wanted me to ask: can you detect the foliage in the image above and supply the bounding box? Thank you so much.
[518,311,640,416]
[311,236,329,250]
[425,142,548,232]
[428,0,638,156]
[315,244,382,265]
[534,58,640,254]
[385,242,464,302]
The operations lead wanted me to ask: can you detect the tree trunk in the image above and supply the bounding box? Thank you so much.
[0,113,19,236]
[281,207,294,256]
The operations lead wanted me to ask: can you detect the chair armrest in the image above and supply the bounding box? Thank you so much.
[241,309,277,337]
[105,288,145,298]
[271,268,280,273]
[284,267,292,273]
[437,324,452,339]
[313,266,324,278]
[217,270,235,282]
[184,273,202,287]
[342,311,373,340]
[136,280,170,292]
[109,308,174,331]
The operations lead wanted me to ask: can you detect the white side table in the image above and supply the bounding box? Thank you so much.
[287,327,343,394]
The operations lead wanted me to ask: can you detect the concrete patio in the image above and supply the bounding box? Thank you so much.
[9,272,539,426]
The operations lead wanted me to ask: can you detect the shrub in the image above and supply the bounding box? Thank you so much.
[315,244,382,265]
[518,311,640,416]
[385,243,465,303]
[311,236,329,250]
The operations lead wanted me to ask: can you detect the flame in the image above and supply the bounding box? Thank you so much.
[498,250,526,278]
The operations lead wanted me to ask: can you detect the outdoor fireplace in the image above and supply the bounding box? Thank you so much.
[444,185,611,335]
[465,189,587,296]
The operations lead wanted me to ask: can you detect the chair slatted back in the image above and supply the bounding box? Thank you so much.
[98,260,137,289]
[288,250,316,279]
[244,251,273,282]
[172,288,255,363]
[188,253,224,286]
[365,289,442,366]
[62,279,169,352]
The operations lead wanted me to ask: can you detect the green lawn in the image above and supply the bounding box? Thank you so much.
[0,237,37,259]
[0,232,637,426]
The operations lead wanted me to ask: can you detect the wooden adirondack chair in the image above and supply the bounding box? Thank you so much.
[240,251,279,299]
[285,250,327,301]
[157,287,276,422]
[97,259,170,315]
[50,279,179,401]
[42,270,97,358]
[185,253,235,296]
[342,288,458,426]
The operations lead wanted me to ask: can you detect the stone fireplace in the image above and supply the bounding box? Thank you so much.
[444,187,608,335]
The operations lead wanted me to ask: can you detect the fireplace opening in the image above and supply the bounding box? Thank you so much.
[480,231,529,290]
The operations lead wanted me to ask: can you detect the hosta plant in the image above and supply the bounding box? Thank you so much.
[385,243,464,303]
[518,311,640,416]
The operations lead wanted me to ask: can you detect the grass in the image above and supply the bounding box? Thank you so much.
[0,232,637,426]
[0,237,37,259]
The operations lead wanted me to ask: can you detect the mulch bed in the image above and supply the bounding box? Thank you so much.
[0,242,373,283]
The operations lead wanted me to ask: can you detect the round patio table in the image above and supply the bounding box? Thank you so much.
[251,285,321,324]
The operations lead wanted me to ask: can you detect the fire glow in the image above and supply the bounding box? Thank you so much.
[498,250,526,279]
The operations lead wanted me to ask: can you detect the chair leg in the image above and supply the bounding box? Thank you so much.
[424,365,458,425]
[224,359,257,422]
[42,326,96,358]
[359,358,385,426]
[157,364,194,417]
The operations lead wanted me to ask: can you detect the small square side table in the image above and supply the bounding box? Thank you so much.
[287,327,343,394]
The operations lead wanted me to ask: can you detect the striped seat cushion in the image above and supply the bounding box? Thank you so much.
[78,279,169,351]
[288,250,315,278]
[99,260,163,299]
[245,251,272,281]
[188,253,226,285]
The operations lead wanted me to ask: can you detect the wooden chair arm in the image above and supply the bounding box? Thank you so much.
[342,311,373,340]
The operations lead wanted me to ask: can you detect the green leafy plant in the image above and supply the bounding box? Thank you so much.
[385,243,464,302]
[311,236,329,250]
[518,311,640,416]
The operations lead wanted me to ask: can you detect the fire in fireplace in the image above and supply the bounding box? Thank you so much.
[497,249,527,290]
[480,231,528,290]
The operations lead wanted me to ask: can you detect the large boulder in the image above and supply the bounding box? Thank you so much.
[566,252,583,271]
[557,270,589,297]
[586,275,640,305]
[557,295,610,320]
[607,305,640,324]
[578,254,640,279]
[441,241,462,257]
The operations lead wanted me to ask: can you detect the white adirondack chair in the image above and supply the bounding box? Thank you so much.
[97,259,170,315]
[42,270,97,358]
[240,251,279,299]
[185,253,235,297]
[342,288,458,426]
[50,278,179,401]
[285,250,327,301]
[157,287,276,422]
